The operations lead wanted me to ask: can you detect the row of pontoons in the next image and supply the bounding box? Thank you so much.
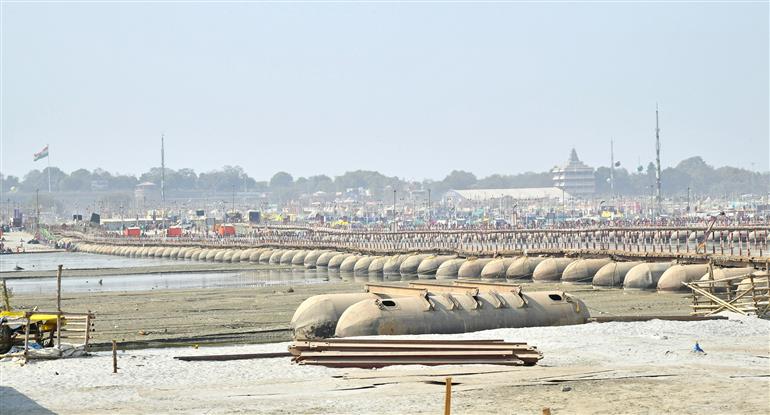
[71,243,757,292]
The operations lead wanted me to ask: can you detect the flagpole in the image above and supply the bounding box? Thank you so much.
[47,143,51,193]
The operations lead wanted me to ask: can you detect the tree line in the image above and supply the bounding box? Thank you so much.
[1,156,767,198]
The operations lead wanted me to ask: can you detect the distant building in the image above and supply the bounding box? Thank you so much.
[552,149,595,196]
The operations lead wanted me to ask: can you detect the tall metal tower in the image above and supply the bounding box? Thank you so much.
[161,134,166,226]
[655,105,662,212]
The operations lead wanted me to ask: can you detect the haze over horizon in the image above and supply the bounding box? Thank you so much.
[2,2,768,182]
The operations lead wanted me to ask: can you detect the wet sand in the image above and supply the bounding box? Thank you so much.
[10,277,693,349]
[1,262,284,279]
[0,231,64,253]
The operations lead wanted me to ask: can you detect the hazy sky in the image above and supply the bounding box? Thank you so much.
[1,2,768,182]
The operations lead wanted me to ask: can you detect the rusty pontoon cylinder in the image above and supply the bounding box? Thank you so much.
[480,258,516,280]
[623,262,672,290]
[315,251,340,268]
[383,255,408,280]
[400,254,432,280]
[592,261,642,288]
[303,250,326,269]
[258,249,275,264]
[334,290,589,337]
[561,258,612,284]
[532,258,576,281]
[291,293,381,339]
[340,254,363,273]
[248,248,266,263]
[267,249,285,264]
[239,249,255,262]
[436,258,467,280]
[327,253,352,270]
[291,250,309,266]
[506,256,547,280]
[291,283,427,339]
[280,250,299,265]
[368,256,388,275]
[354,256,378,276]
[192,249,206,261]
[697,267,755,292]
[416,255,456,279]
[657,264,710,292]
[458,258,494,279]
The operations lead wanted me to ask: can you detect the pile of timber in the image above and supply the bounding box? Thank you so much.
[684,270,769,317]
[288,338,542,368]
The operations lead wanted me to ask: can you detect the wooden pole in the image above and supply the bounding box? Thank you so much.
[83,312,92,350]
[56,314,62,353]
[112,340,118,373]
[444,377,452,415]
[23,314,31,361]
[1,279,10,311]
[56,264,63,312]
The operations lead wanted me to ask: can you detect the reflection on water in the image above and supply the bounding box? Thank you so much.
[384,273,402,281]
[6,262,438,295]
[328,268,386,283]
[0,252,175,272]
[7,268,330,295]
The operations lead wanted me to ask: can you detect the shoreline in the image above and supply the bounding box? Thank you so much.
[9,277,693,347]
[2,315,767,414]
[0,249,67,255]
[0,263,289,280]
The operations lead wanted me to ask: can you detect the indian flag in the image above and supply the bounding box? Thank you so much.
[33,145,49,161]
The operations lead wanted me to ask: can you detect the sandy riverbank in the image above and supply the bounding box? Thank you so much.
[1,263,285,279]
[0,231,63,254]
[2,314,767,414]
[9,278,694,347]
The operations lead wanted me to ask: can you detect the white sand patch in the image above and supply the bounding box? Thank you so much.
[2,313,768,414]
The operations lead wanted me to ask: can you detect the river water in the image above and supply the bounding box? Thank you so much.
[6,268,332,295]
[0,251,176,272]
[0,251,337,294]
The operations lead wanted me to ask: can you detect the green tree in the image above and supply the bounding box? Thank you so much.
[441,170,477,190]
[270,171,294,188]
[60,168,92,191]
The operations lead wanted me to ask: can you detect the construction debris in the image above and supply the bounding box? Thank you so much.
[288,338,543,368]
[174,352,292,362]
[0,310,95,360]
[684,269,769,317]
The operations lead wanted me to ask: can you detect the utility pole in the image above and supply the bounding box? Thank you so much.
[655,104,662,214]
[231,185,236,223]
[161,134,166,229]
[687,187,691,213]
[427,189,431,227]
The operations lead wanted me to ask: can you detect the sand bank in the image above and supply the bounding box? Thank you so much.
[1,314,767,414]
[9,280,694,347]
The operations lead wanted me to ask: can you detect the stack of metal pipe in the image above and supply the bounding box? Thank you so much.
[288,338,542,368]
